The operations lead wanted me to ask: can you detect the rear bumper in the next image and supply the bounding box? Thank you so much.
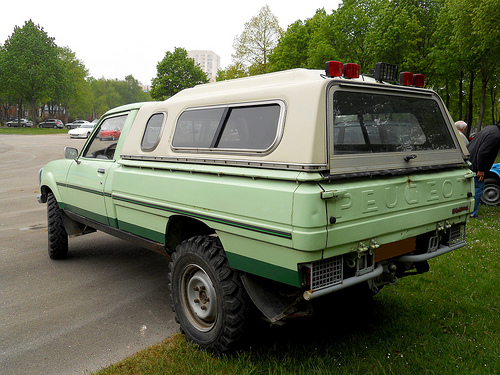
[396,241,465,263]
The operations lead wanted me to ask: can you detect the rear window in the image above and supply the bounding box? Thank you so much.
[172,102,283,152]
[332,91,454,154]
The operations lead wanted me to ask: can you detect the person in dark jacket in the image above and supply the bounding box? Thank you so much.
[466,124,500,218]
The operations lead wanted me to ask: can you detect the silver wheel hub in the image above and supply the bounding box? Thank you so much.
[181,265,217,332]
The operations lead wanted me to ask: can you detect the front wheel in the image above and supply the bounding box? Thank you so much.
[481,178,500,206]
[169,235,250,353]
[47,192,68,259]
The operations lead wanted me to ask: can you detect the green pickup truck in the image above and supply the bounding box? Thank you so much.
[38,62,474,352]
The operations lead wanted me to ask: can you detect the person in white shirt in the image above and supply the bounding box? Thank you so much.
[455,120,469,145]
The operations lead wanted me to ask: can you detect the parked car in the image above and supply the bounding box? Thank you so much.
[98,126,121,140]
[482,163,500,205]
[68,123,95,138]
[38,62,473,353]
[6,118,33,127]
[99,127,122,141]
[66,120,91,129]
[39,119,64,129]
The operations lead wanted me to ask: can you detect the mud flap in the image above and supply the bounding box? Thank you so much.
[61,210,96,237]
[241,274,307,323]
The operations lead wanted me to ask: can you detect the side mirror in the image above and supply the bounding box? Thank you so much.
[64,147,79,160]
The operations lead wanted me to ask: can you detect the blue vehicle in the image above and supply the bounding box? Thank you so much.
[482,163,500,205]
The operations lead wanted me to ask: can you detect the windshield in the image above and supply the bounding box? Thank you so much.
[332,91,454,154]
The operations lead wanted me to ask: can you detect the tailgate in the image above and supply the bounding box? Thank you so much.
[320,168,474,253]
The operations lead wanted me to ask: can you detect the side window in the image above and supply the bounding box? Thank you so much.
[141,113,166,151]
[172,102,282,152]
[218,104,280,149]
[83,114,128,159]
[172,108,224,148]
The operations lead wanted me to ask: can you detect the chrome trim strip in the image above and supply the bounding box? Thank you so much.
[396,241,465,263]
[120,154,327,171]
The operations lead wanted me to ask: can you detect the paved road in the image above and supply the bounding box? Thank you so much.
[0,134,177,375]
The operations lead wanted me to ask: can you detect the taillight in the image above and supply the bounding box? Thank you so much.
[344,63,360,79]
[303,265,311,286]
[325,60,360,79]
[414,73,425,87]
[325,61,343,77]
[400,72,414,86]
[400,71,425,87]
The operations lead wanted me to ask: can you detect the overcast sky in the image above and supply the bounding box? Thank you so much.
[1,0,342,86]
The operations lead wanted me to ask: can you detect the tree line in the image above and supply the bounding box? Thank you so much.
[0,20,147,126]
[3,1,499,134]
[219,0,500,134]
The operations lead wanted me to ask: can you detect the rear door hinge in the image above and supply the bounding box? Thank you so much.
[321,189,347,199]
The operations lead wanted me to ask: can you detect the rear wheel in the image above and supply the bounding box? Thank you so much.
[47,192,68,259]
[169,235,250,353]
[481,178,500,206]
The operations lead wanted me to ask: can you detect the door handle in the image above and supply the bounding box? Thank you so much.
[97,168,106,174]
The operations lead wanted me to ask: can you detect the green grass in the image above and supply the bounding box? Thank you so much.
[0,126,67,135]
[93,206,500,375]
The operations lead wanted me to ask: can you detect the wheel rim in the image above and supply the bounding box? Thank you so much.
[482,185,500,205]
[180,264,217,332]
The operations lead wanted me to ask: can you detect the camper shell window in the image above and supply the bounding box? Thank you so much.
[172,101,283,153]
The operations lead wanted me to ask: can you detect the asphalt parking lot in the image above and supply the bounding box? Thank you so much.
[0,134,177,375]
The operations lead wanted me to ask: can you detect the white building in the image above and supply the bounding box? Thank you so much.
[188,50,220,83]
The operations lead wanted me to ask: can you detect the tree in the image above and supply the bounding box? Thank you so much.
[49,47,93,122]
[469,0,500,128]
[365,0,440,73]
[267,20,312,72]
[1,20,62,125]
[328,0,382,72]
[232,5,283,74]
[150,47,208,100]
[432,0,500,130]
[0,47,11,125]
[123,75,147,103]
[216,62,248,81]
[89,75,147,119]
[268,9,331,72]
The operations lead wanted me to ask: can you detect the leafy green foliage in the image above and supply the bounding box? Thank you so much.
[1,20,61,123]
[268,10,332,72]
[0,20,147,123]
[90,75,147,118]
[329,0,380,72]
[54,47,93,120]
[150,48,208,101]
[265,0,500,128]
[216,62,249,81]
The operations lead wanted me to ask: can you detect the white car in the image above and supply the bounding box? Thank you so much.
[66,120,92,129]
[68,123,95,138]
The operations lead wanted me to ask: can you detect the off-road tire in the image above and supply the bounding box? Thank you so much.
[47,192,68,259]
[169,235,250,353]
